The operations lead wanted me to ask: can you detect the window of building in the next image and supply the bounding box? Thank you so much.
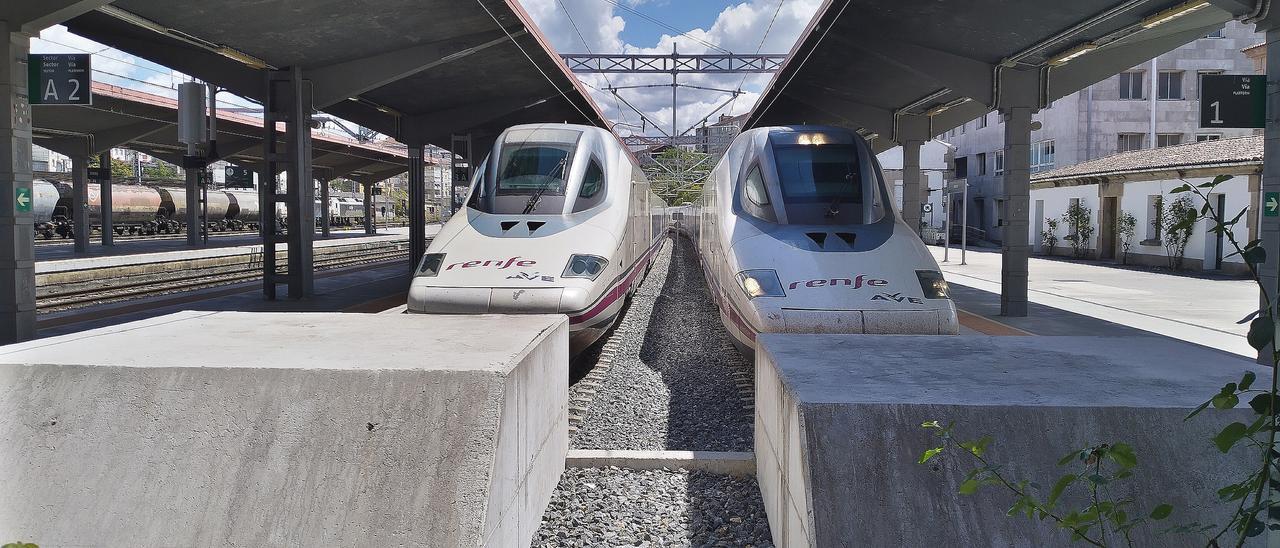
[1204,27,1225,38]
[1145,195,1162,242]
[954,156,968,179]
[977,114,988,129]
[994,151,1005,175]
[1117,133,1145,152]
[1196,133,1222,142]
[1119,71,1144,100]
[1158,71,1184,100]
[960,123,966,135]
[1030,140,1055,173]
[996,199,1005,227]
[1157,133,1182,148]
[1197,70,1224,99]
[1068,198,1081,237]
[976,152,987,176]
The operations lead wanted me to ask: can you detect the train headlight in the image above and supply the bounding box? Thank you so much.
[417,253,446,277]
[563,254,608,281]
[916,270,950,299]
[736,270,785,299]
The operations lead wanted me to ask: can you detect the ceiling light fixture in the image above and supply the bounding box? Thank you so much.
[1047,42,1099,66]
[1140,0,1211,29]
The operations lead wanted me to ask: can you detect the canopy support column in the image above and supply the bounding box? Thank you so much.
[0,31,34,343]
[71,153,89,254]
[408,144,426,268]
[363,181,374,235]
[320,175,330,238]
[99,151,113,246]
[901,139,924,235]
[264,67,314,299]
[1000,105,1034,317]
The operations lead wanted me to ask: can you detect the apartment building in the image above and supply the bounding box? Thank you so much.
[941,20,1261,243]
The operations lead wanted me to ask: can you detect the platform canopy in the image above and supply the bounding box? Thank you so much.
[747,0,1263,151]
[62,0,609,151]
[33,83,415,181]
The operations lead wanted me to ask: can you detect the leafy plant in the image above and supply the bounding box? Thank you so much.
[920,421,1170,547]
[1063,202,1095,259]
[3,542,38,548]
[1116,211,1137,265]
[1159,195,1196,269]
[919,175,1277,547]
[1042,217,1060,257]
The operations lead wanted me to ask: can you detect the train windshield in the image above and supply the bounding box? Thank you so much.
[768,140,884,225]
[470,127,583,214]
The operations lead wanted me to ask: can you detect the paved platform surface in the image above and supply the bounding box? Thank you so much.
[36,224,436,264]
[933,246,1255,356]
[755,333,1262,547]
[35,261,414,337]
[0,312,568,547]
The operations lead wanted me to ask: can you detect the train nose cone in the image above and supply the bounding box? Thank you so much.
[408,283,566,314]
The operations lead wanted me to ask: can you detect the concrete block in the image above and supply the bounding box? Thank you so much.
[755,334,1264,547]
[0,311,568,547]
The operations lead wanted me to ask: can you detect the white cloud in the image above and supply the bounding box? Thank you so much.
[521,0,821,137]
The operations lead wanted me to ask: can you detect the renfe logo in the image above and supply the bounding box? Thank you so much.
[788,274,887,290]
[446,257,536,270]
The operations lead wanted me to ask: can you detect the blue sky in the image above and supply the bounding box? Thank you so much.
[613,1,742,50]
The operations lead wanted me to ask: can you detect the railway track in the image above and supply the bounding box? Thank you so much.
[37,239,416,313]
[32,223,412,246]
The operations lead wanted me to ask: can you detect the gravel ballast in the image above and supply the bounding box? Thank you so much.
[534,467,773,548]
[570,234,754,452]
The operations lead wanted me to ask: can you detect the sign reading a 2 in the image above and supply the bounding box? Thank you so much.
[28,53,92,106]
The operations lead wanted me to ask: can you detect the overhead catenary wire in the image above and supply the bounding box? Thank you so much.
[473,0,598,127]
[729,0,785,117]
[753,0,852,126]
[557,0,637,132]
[594,0,732,55]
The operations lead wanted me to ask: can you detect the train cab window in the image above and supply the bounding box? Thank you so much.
[739,164,777,223]
[469,127,583,215]
[772,143,881,225]
[572,157,608,213]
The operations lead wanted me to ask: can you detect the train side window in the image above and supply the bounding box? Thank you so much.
[744,165,769,206]
[740,163,777,223]
[572,157,607,212]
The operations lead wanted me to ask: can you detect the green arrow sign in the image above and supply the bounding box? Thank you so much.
[1267,192,1280,217]
[15,186,31,213]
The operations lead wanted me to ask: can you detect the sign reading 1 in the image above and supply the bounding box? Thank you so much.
[28,53,92,106]
[1200,74,1265,129]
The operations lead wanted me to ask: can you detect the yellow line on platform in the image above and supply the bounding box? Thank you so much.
[958,309,1035,336]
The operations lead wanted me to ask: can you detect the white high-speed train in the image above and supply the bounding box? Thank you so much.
[684,125,959,352]
[406,123,667,353]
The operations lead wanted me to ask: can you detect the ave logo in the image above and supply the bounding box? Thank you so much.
[872,292,923,305]
[507,272,555,282]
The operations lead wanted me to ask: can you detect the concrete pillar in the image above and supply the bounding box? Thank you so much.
[264,67,314,299]
[1260,28,1280,364]
[71,153,89,253]
[0,31,35,343]
[185,165,199,246]
[363,180,374,235]
[99,151,112,246]
[319,176,330,238]
[408,145,426,268]
[901,139,924,235]
[1000,106,1034,317]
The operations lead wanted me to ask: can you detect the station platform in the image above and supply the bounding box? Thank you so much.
[0,312,568,547]
[936,246,1255,357]
[36,225,437,265]
[36,260,416,337]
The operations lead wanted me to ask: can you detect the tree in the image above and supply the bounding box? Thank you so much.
[143,161,179,181]
[1062,201,1095,258]
[87,156,136,180]
[1116,211,1137,265]
[1159,195,1196,269]
[1040,217,1059,257]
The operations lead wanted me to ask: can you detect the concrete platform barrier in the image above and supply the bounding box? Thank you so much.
[0,311,568,547]
[755,334,1264,547]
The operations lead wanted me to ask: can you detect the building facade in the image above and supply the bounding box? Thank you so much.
[942,21,1260,243]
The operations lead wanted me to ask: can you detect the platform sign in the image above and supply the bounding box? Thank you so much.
[87,166,109,182]
[223,164,254,188]
[1266,192,1280,217]
[28,53,92,105]
[15,186,32,213]
[372,186,382,195]
[1200,74,1265,129]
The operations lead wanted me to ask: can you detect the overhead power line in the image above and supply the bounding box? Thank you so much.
[594,0,732,54]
